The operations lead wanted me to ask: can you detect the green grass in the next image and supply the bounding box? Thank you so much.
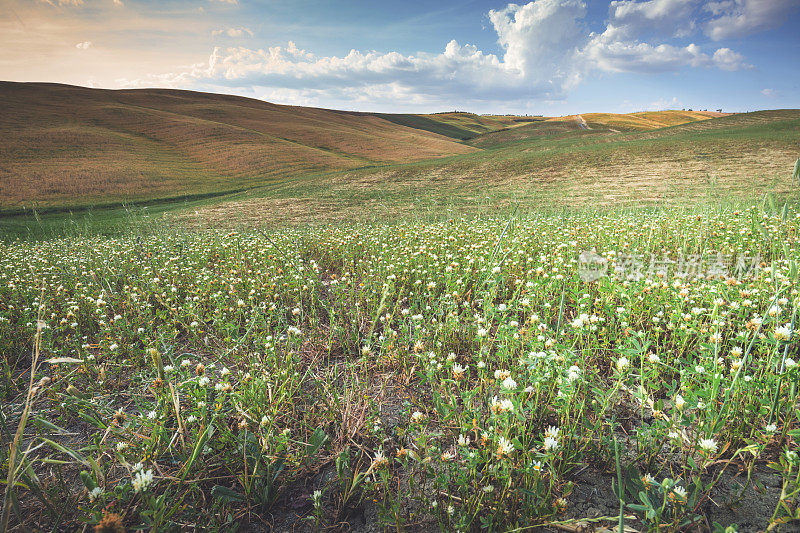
[2,200,800,531]
[371,113,478,140]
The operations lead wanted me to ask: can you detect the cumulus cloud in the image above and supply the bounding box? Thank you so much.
[212,27,253,38]
[761,88,777,97]
[578,0,751,73]
[608,0,700,37]
[705,0,800,40]
[123,0,757,108]
[581,36,749,72]
[650,96,681,109]
[75,40,92,49]
[488,0,586,84]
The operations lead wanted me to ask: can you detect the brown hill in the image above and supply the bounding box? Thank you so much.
[0,82,476,211]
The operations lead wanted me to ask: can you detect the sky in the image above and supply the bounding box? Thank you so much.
[1,0,799,115]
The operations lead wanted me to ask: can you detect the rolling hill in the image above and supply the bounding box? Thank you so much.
[2,81,795,228]
[0,82,477,212]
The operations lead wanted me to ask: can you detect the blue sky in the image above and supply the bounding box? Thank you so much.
[1,0,798,114]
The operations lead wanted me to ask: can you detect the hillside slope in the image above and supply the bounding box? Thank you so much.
[0,82,476,211]
[178,109,800,227]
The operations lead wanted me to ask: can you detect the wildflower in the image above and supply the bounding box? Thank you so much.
[372,448,388,469]
[544,436,559,452]
[186,415,197,424]
[774,326,791,341]
[490,396,514,414]
[457,434,470,447]
[544,426,560,440]
[411,411,425,423]
[220,367,230,378]
[699,438,718,454]
[132,468,154,493]
[497,436,514,458]
[482,484,494,493]
[567,365,581,382]
[113,409,126,426]
[786,358,797,370]
[452,363,465,380]
[494,369,510,380]
[616,357,630,372]
[115,442,128,452]
[765,423,777,434]
[648,353,661,364]
[88,487,103,502]
[501,376,517,390]
[181,359,190,368]
[196,363,205,376]
[447,504,455,516]
[477,327,488,337]
[312,490,323,508]
[675,394,686,411]
[532,460,542,472]
[146,410,157,420]
[642,473,655,489]
[670,485,687,504]
[198,376,210,387]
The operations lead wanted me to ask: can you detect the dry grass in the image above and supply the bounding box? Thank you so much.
[0,82,475,210]
[547,110,723,131]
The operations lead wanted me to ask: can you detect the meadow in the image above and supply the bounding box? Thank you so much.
[2,199,799,532]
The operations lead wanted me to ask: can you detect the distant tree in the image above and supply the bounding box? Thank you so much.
[717,109,723,113]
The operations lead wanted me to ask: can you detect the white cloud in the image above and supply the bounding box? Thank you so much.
[210,0,238,4]
[128,1,592,107]
[705,0,800,40]
[761,88,777,97]
[75,40,92,49]
[608,0,700,37]
[41,0,84,5]
[488,0,586,82]
[711,47,750,70]
[650,96,681,109]
[119,0,754,109]
[212,27,253,38]
[581,30,750,72]
[577,0,752,73]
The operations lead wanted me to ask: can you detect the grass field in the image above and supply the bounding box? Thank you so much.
[174,109,800,230]
[2,83,800,531]
[2,201,799,531]
[0,82,477,213]
[0,82,743,220]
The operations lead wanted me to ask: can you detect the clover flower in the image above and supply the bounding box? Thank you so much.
[132,468,154,493]
[699,437,718,454]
